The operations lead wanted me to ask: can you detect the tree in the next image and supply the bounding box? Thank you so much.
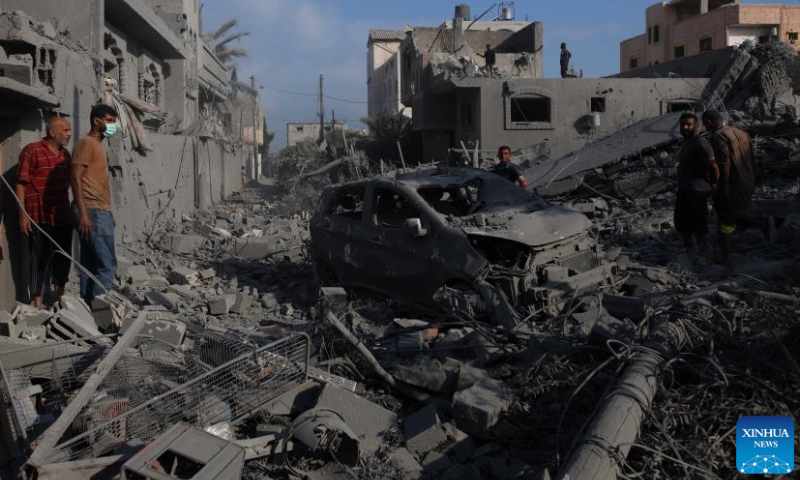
[358,110,412,165]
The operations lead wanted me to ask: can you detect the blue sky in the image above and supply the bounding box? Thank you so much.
[202,0,799,149]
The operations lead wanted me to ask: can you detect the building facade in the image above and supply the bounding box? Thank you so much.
[0,1,248,309]
[286,121,348,147]
[367,29,407,118]
[620,0,800,73]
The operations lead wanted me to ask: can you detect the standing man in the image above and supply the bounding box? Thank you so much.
[701,110,756,266]
[674,112,720,266]
[492,146,528,189]
[71,104,118,307]
[560,43,572,78]
[15,117,73,308]
[478,44,496,77]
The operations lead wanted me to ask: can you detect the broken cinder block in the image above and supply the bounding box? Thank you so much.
[168,266,200,286]
[208,294,236,315]
[121,315,186,348]
[452,377,514,437]
[127,265,151,285]
[403,403,449,457]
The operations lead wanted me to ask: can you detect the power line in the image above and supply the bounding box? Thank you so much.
[260,83,395,105]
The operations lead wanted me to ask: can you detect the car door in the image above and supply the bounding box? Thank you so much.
[360,185,435,301]
[312,185,375,289]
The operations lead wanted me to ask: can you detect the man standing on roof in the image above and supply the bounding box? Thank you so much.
[478,44,496,77]
[15,117,73,308]
[674,112,720,266]
[492,146,528,189]
[701,110,756,266]
[71,104,119,308]
[560,43,572,78]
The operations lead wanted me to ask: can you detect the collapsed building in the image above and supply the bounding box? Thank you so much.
[385,5,716,163]
[0,0,266,308]
[0,2,799,480]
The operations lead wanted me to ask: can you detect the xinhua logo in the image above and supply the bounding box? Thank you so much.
[736,416,795,474]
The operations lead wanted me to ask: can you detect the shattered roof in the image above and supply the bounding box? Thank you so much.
[368,29,406,43]
[524,112,684,196]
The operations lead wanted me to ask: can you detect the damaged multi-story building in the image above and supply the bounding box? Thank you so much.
[381,4,711,162]
[0,0,261,309]
[620,0,800,73]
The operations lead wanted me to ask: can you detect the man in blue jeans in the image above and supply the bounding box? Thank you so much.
[70,104,119,307]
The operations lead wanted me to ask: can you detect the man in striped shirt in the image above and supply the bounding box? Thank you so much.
[15,117,73,308]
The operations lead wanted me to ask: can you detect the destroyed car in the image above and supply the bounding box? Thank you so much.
[310,167,616,327]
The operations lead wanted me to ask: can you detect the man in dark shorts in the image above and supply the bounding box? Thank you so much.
[478,44,496,77]
[701,110,756,266]
[674,112,720,265]
[492,145,528,189]
[15,117,73,307]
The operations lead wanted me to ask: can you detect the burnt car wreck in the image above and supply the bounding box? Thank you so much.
[310,167,617,329]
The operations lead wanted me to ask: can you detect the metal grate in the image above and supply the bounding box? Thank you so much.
[41,333,309,463]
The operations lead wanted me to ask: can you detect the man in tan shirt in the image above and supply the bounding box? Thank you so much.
[71,104,118,307]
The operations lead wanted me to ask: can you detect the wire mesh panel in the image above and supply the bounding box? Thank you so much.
[42,333,309,463]
[0,341,111,456]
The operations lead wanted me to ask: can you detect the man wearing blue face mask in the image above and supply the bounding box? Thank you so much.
[70,104,119,308]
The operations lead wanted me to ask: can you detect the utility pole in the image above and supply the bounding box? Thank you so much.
[318,74,325,143]
[250,75,259,179]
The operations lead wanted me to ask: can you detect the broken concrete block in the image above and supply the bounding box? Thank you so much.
[230,293,252,314]
[315,384,397,444]
[20,325,46,340]
[443,423,475,463]
[452,377,514,437]
[127,265,151,284]
[1,316,18,338]
[393,357,450,392]
[199,268,216,280]
[167,284,196,300]
[148,276,170,289]
[166,234,205,254]
[144,292,180,310]
[319,287,347,316]
[168,266,200,286]
[226,237,287,260]
[16,311,51,327]
[389,448,422,480]
[91,293,130,331]
[260,293,278,308]
[457,363,487,391]
[122,315,186,348]
[467,331,504,366]
[52,297,104,340]
[116,255,134,280]
[403,403,448,457]
[280,304,294,316]
[208,294,236,315]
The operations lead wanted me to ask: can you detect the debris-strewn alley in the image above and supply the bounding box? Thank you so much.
[2,1,800,479]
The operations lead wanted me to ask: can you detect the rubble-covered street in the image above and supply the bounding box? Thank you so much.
[2,1,800,480]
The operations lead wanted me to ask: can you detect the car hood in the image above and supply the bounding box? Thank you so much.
[461,204,591,247]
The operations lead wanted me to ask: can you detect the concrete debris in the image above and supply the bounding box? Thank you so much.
[452,377,514,437]
[0,12,799,480]
[403,403,449,457]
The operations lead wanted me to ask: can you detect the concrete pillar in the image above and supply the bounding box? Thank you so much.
[700,0,709,14]
[533,22,544,78]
